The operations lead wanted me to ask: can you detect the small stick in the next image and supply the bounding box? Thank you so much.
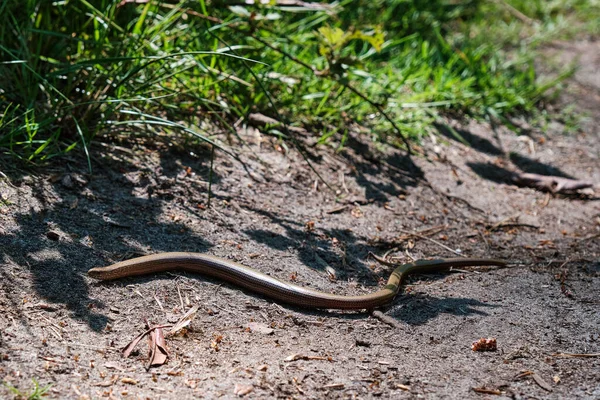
[397,228,463,257]
[340,170,349,194]
[369,252,401,267]
[207,144,215,208]
[552,353,600,358]
[371,310,405,330]
[153,291,165,312]
[176,282,185,310]
[578,233,600,242]
[495,0,534,24]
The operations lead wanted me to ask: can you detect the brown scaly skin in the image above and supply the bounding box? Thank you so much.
[88,252,506,310]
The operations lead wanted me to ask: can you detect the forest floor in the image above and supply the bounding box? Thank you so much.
[1,40,599,399]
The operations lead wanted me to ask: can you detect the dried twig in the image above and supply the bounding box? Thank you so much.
[493,0,535,24]
[396,228,463,257]
[552,352,600,358]
[578,232,600,242]
[472,387,502,395]
[512,172,595,194]
[371,310,405,330]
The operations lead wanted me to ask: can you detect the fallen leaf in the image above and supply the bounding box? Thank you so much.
[120,377,138,385]
[122,330,148,358]
[147,326,169,370]
[531,373,552,392]
[471,338,497,352]
[325,266,337,281]
[122,323,171,358]
[168,305,199,337]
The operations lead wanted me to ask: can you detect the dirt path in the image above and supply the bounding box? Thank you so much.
[1,40,599,399]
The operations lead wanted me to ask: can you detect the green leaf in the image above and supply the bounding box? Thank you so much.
[318,26,346,49]
[347,27,385,52]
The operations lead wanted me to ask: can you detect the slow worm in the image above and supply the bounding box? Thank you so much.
[88,252,506,310]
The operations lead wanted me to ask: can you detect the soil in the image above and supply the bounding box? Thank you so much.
[1,40,599,399]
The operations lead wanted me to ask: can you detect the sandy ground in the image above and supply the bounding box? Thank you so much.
[0,40,599,399]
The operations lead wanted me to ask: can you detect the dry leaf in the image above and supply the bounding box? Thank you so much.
[168,305,199,337]
[325,266,337,281]
[120,377,138,385]
[531,373,552,392]
[122,330,149,358]
[147,326,169,370]
[122,323,171,359]
[471,338,497,352]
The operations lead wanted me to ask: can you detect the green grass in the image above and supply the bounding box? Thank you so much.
[0,0,598,165]
[4,378,52,400]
